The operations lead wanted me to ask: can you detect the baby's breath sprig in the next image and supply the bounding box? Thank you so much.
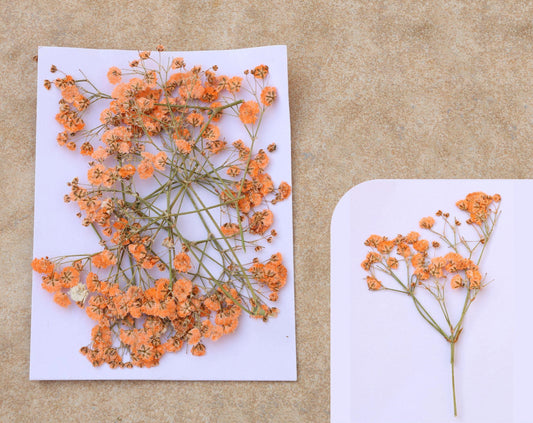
[33,48,291,369]
[361,192,501,416]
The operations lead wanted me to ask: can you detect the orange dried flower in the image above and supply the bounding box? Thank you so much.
[366,276,382,290]
[153,151,167,171]
[405,232,420,244]
[249,210,274,235]
[32,257,54,275]
[171,57,185,69]
[377,240,394,254]
[53,292,71,308]
[41,272,61,293]
[173,278,193,302]
[92,146,109,161]
[396,243,411,258]
[361,251,381,271]
[188,327,202,345]
[419,217,435,229]
[208,101,223,121]
[226,166,241,177]
[186,112,204,127]
[451,275,464,289]
[202,124,220,141]
[88,164,106,186]
[206,140,226,154]
[118,164,136,179]
[204,296,221,312]
[191,343,206,356]
[107,67,122,84]
[92,250,117,269]
[59,266,80,288]
[413,239,429,252]
[137,159,154,179]
[364,235,382,247]
[387,257,399,269]
[221,223,240,237]
[466,269,483,289]
[174,138,192,154]
[239,101,260,124]
[227,76,242,93]
[251,64,269,79]
[61,85,82,103]
[80,142,93,156]
[277,182,291,201]
[260,86,277,106]
[173,253,192,273]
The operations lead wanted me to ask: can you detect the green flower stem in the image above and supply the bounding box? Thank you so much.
[184,241,254,316]
[232,109,266,251]
[386,268,448,339]
[121,175,259,313]
[155,100,244,112]
[90,223,106,245]
[451,340,457,417]
[383,287,409,295]
[166,159,176,284]
[185,187,262,312]
[193,152,248,251]
[429,228,459,253]
[120,176,139,286]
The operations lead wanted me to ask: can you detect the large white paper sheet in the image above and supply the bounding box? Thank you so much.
[31,46,296,380]
[331,180,533,422]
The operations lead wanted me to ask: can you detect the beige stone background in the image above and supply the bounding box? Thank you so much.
[1,0,532,421]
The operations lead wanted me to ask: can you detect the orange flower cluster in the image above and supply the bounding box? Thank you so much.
[34,49,292,368]
[249,253,288,302]
[33,258,245,367]
[362,192,500,292]
[53,75,88,149]
[32,258,79,306]
[360,192,501,416]
[362,235,483,290]
[456,192,500,225]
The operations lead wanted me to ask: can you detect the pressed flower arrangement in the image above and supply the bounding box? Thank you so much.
[32,47,291,369]
[361,192,501,416]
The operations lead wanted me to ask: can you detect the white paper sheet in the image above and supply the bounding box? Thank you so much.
[31,46,296,381]
[331,180,533,422]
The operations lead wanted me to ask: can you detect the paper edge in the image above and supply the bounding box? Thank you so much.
[30,45,296,381]
[330,178,525,422]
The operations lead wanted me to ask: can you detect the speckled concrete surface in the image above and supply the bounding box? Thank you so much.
[1,1,532,422]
